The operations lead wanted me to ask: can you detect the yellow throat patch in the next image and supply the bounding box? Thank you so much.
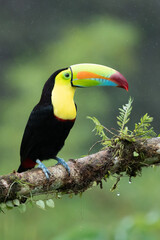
[51,71,76,120]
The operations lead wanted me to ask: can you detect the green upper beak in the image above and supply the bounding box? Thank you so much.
[70,63,128,91]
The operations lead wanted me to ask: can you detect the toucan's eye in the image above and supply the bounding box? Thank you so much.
[63,72,71,80]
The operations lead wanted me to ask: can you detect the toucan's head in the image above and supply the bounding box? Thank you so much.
[54,63,128,91]
[50,63,128,120]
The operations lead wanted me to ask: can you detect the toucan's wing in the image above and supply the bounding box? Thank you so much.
[20,104,54,162]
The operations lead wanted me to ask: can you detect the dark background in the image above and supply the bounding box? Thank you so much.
[0,1,160,239]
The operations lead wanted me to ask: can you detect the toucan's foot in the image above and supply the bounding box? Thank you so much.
[55,157,70,175]
[36,159,51,179]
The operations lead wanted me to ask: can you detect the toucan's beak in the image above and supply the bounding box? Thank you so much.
[70,63,128,91]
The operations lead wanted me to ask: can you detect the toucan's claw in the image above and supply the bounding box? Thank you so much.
[36,159,51,179]
[55,157,70,175]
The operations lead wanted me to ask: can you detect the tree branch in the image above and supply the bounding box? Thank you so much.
[1,137,160,204]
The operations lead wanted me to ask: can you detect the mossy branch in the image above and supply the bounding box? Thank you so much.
[0,137,160,207]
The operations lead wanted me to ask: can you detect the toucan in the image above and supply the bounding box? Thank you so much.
[17,63,128,179]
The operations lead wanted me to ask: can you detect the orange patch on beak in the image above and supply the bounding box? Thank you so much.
[77,71,110,80]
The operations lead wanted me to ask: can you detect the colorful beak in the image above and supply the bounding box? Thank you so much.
[70,63,128,91]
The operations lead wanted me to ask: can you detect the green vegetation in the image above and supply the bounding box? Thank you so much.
[89,97,156,145]
[88,98,156,183]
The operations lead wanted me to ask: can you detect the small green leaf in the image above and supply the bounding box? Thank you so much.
[18,203,26,213]
[87,116,108,141]
[117,97,133,134]
[46,199,55,208]
[27,200,34,208]
[92,181,97,187]
[133,151,139,157]
[36,200,45,210]
[133,113,156,138]
[0,203,6,209]
[6,201,14,208]
[57,193,62,199]
[13,199,20,206]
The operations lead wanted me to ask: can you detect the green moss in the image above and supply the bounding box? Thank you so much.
[89,98,156,189]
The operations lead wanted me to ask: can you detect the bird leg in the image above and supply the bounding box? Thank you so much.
[36,159,51,179]
[55,157,70,175]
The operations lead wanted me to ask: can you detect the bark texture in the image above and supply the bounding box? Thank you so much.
[1,137,160,203]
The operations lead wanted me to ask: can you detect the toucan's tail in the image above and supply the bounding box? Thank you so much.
[17,164,29,173]
[17,158,36,173]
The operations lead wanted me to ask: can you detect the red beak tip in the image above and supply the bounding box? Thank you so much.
[110,71,128,92]
[124,84,129,91]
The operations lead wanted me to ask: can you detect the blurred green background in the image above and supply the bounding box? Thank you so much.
[0,1,160,239]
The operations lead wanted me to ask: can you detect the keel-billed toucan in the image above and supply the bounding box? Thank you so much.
[18,63,128,178]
